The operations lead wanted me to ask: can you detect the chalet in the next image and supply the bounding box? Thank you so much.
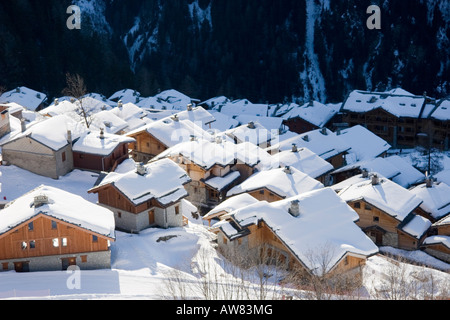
[0,102,24,119]
[0,86,47,111]
[227,166,324,202]
[275,144,334,185]
[207,110,239,132]
[280,100,341,134]
[218,99,270,118]
[385,155,425,189]
[151,136,245,214]
[108,89,141,104]
[210,188,379,276]
[110,101,149,132]
[421,215,450,263]
[266,128,351,170]
[0,105,11,139]
[0,115,86,179]
[203,193,259,227]
[409,178,450,223]
[427,99,450,151]
[126,115,212,163]
[153,89,200,111]
[72,129,135,172]
[172,105,216,130]
[0,185,115,272]
[88,159,191,232]
[224,121,273,149]
[339,89,440,149]
[89,110,129,135]
[338,172,431,250]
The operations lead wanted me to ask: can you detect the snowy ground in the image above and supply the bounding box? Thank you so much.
[0,165,449,300]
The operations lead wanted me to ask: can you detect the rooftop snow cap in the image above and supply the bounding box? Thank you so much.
[34,194,49,208]
[136,162,147,176]
[289,200,300,217]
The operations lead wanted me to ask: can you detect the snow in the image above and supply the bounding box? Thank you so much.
[219,99,269,117]
[72,131,135,156]
[0,87,47,111]
[281,101,340,128]
[203,193,259,220]
[400,215,432,239]
[203,171,240,192]
[224,121,273,146]
[227,166,324,199]
[108,89,140,104]
[0,185,115,238]
[409,181,450,220]
[387,155,425,188]
[338,175,423,222]
[93,158,191,207]
[332,157,401,180]
[430,99,450,121]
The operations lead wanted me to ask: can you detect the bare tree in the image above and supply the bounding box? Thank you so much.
[62,73,91,128]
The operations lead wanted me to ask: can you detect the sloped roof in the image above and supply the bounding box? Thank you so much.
[227,166,324,199]
[216,188,379,275]
[409,181,450,220]
[0,86,47,111]
[281,101,341,128]
[0,185,115,239]
[72,130,135,156]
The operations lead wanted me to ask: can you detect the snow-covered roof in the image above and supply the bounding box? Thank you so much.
[41,97,112,118]
[399,214,432,239]
[199,96,230,109]
[219,99,269,117]
[332,157,401,180]
[203,171,241,192]
[173,106,216,129]
[337,125,391,163]
[341,90,427,118]
[88,110,129,134]
[275,146,334,179]
[436,169,450,186]
[91,158,191,207]
[0,185,115,239]
[281,101,341,128]
[430,99,450,121]
[218,188,379,274]
[267,128,351,161]
[0,86,47,111]
[227,166,324,199]
[126,116,212,148]
[108,89,141,104]
[224,121,273,146]
[152,137,237,170]
[409,181,450,220]
[233,141,274,170]
[72,130,135,156]
[135,96,174,111]
[154,89,197,110]
[422,235,450,249]
[2,114,87,151]
[208,110,239,131]
[235,114,284,131]
[203,193,259,219]
[387,155,425,188]
[338,174,423,222]
[0,102,24,115]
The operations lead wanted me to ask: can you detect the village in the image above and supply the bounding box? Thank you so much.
[0,83,449,299]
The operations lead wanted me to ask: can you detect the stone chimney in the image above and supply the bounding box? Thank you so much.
[425,172,433,188]
[361,169,369,178]
[289,200,300,217]
[67,130,72,144]
[321,127,328,135]
[99,128,105,140]
[118,100,123,109]
[215,135,223,144]
[248,122,255,129]
[136,162,147,176]
[292,144,298,153]
[34,194,49,208]
[302,135,309,142]
[371,174,380,185]
[190,135,196,142]
[283,166,292,174]
[21,118,26,133]
[54,98,59,106]
[171,114,179,122]
[187,103,193,111]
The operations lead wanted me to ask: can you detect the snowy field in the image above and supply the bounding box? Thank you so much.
[0,165,449,300]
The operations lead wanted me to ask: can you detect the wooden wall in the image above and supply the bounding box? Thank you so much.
[0,215,110,261]
[349,200,399,233]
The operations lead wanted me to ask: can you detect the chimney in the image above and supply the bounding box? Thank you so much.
[302,135,309,142]
[283,166,292,174]
[187,103,193,111]
[21,118,26,133]
[190,135,196,142]
[171,114,179,122]
[215,135,223,144]
[54,98,59,106]
[99,128,105,140]
[118,100,123,109]
[136,162,147,176]
[361,169,369,178]
[15,87,20,93]
[289,200,300,217]
[425,172,433,188]
[321,127,328,135]
[67,130,72,144]
[371,174,380,185]
[292,144,298,153]
[34,194,49,208]
[248,122,255,129]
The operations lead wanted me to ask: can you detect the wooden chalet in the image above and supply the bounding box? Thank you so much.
[338,173,431,250]
[421,214,450,264]
[210,188,379,277]
[0,105,11,139]
[0,185,115,272]
[88,159,191,232]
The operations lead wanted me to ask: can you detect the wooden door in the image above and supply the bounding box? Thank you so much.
[62,257,76,270]
[148,209,155,225]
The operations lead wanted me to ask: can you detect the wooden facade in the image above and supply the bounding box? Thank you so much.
[248,188,284,203]
[128,131,167,163]
[73,142,130,172]
[0,214,111,270]
[283,118,318,135]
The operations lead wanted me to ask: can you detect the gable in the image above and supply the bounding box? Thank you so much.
[2,136,54,155]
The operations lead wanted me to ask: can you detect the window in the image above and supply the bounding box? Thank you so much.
[354,202,361,209]
[51,220,57,229]
[344,256,349,265]
[365,204,372,211]
[30,240,36,249]
[118,212,122,218]
[28,222,34,231]
[2,262,8,271]
[92,235,98,243]
[21,241,28,250]
[81,255,88,263]
[52,238,59,247]
[62,238,68,247]
[62,152,66,162]
[223,237,227,244]
[259,189,265,195]
[373,216,380,223]
[175,206,180,215]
